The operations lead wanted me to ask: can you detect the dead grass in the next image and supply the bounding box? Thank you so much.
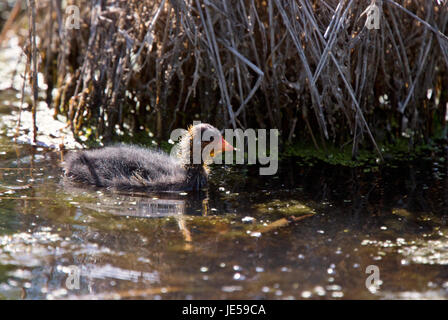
[23,0,448,157]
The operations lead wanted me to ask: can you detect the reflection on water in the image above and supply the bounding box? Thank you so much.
[1,89,448,299]
[0,131,448,300]
[64,186,190,218]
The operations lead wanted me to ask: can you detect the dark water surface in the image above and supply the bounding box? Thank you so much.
[1,112,448,299]
[0,39,447,297]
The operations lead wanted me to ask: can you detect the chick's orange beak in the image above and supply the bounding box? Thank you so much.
[220,137,234,152]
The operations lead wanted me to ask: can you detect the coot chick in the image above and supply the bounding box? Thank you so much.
[63,123,234,191]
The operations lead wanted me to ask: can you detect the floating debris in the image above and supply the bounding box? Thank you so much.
[241,216,255,223]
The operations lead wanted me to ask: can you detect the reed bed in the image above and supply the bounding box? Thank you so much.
[23,0,448,157]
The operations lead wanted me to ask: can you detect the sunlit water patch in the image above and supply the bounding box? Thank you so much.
[1,133,447,299]
[1,40,448,300]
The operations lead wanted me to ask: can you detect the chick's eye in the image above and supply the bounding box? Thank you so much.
[209,136,215,142]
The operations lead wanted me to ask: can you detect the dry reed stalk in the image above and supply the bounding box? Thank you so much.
[22,0,448,158]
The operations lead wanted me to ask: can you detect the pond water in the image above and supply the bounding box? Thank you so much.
[1,111,448,299]
[0,40,448,300]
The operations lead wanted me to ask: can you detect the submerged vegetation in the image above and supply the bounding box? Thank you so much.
[7,0,448,165]
[285,136,447,168]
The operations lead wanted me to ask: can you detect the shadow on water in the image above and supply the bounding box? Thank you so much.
[1,123,448,299]
[0,68,447,299]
